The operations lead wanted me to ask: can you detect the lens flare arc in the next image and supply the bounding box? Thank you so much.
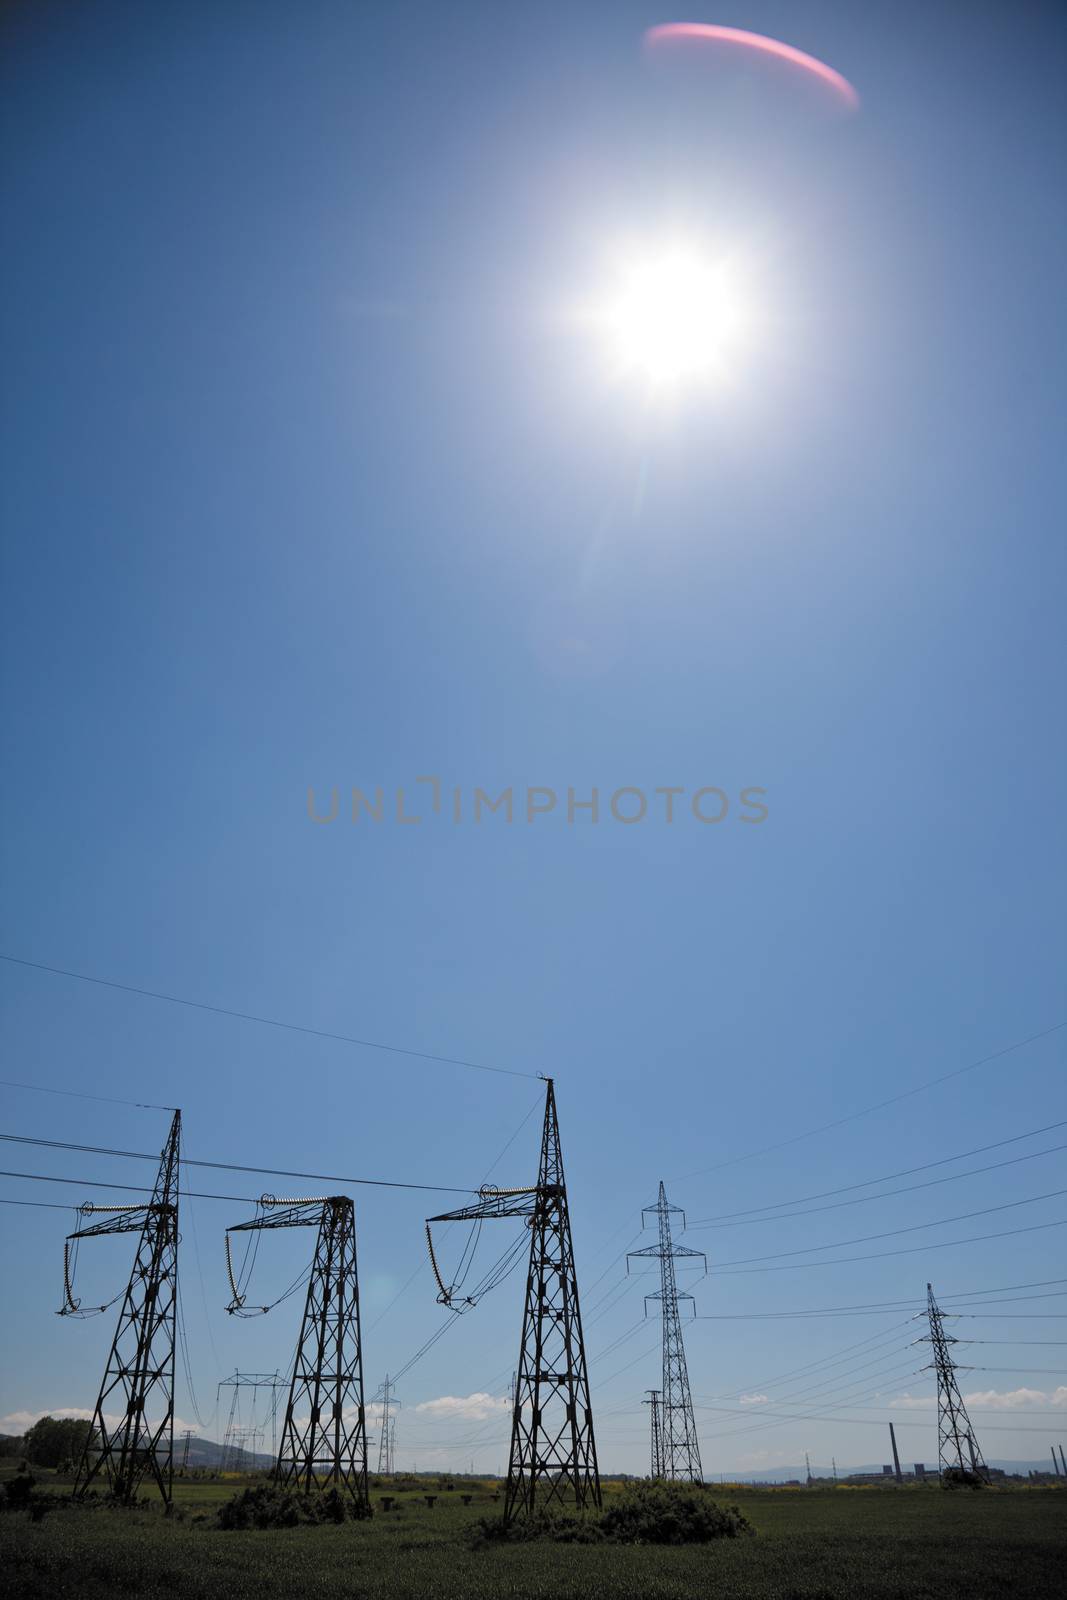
[645,22,860,112]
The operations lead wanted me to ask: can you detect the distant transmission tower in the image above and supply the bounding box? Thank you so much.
[216,1371,286,1467]
[376,1375,401,1476]
[180,1429,194,1471]
[427,1078,600,1520]
[65,1110,181,1504]
[628,1182,705,1483]
[225,1195,370,1512]
[643,1389,663,1478]
[924,1282,989,1483]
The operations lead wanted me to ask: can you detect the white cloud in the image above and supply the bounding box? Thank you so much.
[413,1393,510,1423]
[0,1407,200,1436]
[736,1448,791,1467]
[738,1394,769,1406]
[890,1386,1065,1412]
[961,1388,1053,1410]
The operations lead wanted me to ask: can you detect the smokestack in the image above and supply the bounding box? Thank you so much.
[889,1423,902,1483]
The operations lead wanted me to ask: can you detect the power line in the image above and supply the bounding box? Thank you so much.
[0,1131,478,1195]
[685,1134,1067,1230]
[0,952,539,1081]
[674,1020,1065,1182]
[0,1078,174,1111]
[683,1278,1067,1320]
[706,1216,1067,1275]
[0,1168,257,1205]
[707,1191,1067,1271]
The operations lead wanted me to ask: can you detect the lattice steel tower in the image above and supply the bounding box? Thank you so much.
[924,1281,989,1483]
[427,1078,600,1520]
[226,1195,370,1512]
[68,1109,181,1504]
[643,1388,663,1478]
[629,1182,705,1483]
[376,1375,401,1476]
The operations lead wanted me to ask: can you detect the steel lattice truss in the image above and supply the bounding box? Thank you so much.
[644,1388,663,1478]
[925,1281,990,1483]
[227,1196,370,1512]
[72,1110,181,1504]
[629,1182,704,1484]
[428,1078,601,1520]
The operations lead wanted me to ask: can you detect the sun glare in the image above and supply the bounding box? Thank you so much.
[599,246,750,390]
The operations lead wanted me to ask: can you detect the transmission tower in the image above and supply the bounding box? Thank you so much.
[376,1375,401,1476]
[628,1182,705,1484]
[216,1371,286,1465]
[643,1389,663,1478]
[180,1429,194,1471]
[66,1109,181,1504]
[924,1282,989,1483]
[427,1077,600,1520]
[225,1195,370,1512]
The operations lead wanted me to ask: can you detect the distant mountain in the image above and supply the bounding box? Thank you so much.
[713,1460,1062,1483]
[178,1437,274,1471]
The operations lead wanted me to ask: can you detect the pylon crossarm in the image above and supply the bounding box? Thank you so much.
[428,1188,539,1225]
[628,1243,707,1268]
[228,1197,336,1232]
[69,1204,154,1239]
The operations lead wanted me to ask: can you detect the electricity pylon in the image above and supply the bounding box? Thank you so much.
[70,1110,181,1504]
[376,1375,401,1475]
[216,1371,286,1463]
[226,1195,370,1512]
[427,1078,600,1520]
[629,1182,705,1483]
[924,1282,989,1483]
[643,1389,663,1478]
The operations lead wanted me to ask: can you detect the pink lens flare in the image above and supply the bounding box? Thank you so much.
[645,22,860,113]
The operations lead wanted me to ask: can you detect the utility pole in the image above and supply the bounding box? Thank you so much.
[924,1282,989,1483]
[1059,1445,1066,1476]
[67,1110,181,1505]
[628,1183,705,1484]
[376,1376,401,1476]
[643,1389,663,1478]
[225,1195,370,1513]
[805,1451,813,1486]
[426,1078,600,1520]
[832,1456,837,1483]
[1052,1447,1061,1478]
[889,1422,902,1483]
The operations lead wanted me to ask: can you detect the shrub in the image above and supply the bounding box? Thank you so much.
[217,1484,360,1529]
[599,1482,755,1545]
[469,1483,755,1548]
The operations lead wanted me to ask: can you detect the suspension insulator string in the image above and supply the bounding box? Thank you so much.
[58,1238,81,1315]
[224,1232,247,1314]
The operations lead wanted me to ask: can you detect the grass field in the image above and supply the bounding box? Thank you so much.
[2,1471,1064,1600]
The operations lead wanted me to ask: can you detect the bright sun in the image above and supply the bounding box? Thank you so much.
[600,245,750,389]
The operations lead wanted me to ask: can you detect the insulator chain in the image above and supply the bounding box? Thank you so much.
[224,1232,247,1314]
[59,1239,81,1315]
[78,1202,143,1215]
[425,1221,474,1309]
[478,1185,538,1198]
[260,1194,330,1207]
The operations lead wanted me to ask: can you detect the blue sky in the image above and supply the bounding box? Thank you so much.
[1,0,1065,1476]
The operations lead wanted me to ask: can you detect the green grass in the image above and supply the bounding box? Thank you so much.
[2,1475,1064,1599]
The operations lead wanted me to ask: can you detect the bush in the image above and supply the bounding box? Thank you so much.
[599,1482,755,1545]
[218,1484,361,1529]
[469,1483,755,1548]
